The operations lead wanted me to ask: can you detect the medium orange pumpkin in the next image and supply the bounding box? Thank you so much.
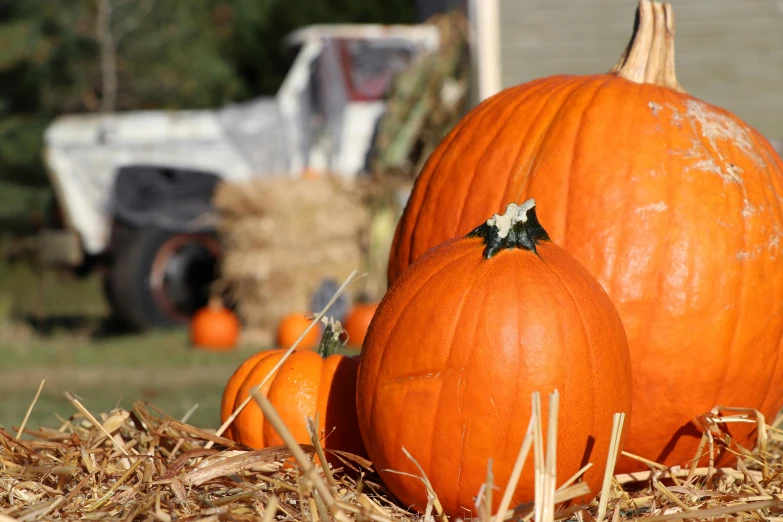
[388,0,783,471]
[276,313,321,350]
[358,200,632,517]
[190,296,241,351]
[342,302,379,348]
[221,320,366,456]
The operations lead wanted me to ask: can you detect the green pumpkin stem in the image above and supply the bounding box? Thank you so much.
[466,199,550,259]
[317,317,344,358]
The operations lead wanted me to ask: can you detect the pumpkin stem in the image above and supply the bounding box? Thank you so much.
[317,317,345,358]
[466,199,550,259]
[609,0,686,94]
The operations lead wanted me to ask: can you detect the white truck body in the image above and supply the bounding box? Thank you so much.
[43,24,440,256]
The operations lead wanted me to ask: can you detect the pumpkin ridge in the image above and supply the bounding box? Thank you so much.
[404,250,496,511]
[612,82,680,454]
[541,246,600,464]
[416,81,550,264]
[364,245,477,436]
[264,351,322,446]
[677,93,758,422]
[368,244,484,506]
[558,75,619,246]
[753,133,783,413]
[466,80,578,232]
[220,350,278,439]
[710,176,750,425]
[624,79,752,463]
[451,77,582,233]
[404,88,520,269]
[422,251,484,502]
[233,351,286,448]
[630,83,678,395]
[503,79,587,205]
[409,77,565,264]
[602,80,648,301]
[760,330,783,417]
[456,260,506,510]
[506,76,578,204]
[419,360,448,495]
[510,76,609,208]
[736,114,783,237]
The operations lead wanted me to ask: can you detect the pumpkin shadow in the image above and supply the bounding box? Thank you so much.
[579,435,596,471]
[322,356,369,471]
[653,422,703,465]
[655,416,756,469]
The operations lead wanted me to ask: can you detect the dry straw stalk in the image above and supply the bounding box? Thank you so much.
[3,353,783,522]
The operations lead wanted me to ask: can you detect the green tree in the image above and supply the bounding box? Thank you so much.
[220,0,417,96]
[0,0,416,187]
[0,0,241,186]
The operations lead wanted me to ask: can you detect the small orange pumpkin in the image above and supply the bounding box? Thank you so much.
[276,313,321,350]
[342,302,379,348]
[221,320,365,456]
[190,296,241,351]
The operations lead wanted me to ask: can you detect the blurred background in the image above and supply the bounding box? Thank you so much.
[0,0,781,432]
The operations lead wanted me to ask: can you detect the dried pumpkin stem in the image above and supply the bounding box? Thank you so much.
[610,0,686,93]
[466,199,550,258]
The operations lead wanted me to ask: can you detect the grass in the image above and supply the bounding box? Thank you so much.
[0,327,263,434]
[0,181,363,445]
[0,181,261,432]
[0,253,353,437]
[0,209,253,433]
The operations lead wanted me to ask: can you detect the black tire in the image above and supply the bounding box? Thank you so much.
[105,225,221,332]
[43,192,65,230]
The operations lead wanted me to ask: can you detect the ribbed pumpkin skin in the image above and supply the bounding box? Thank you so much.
[221,349,365,457]
[388,74,783,470]
[359,232,632,516]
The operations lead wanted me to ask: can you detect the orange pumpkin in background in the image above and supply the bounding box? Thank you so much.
[358,200,632,517]
[342,302,379,348]
[190,296,241,351]
[222,320,365,456]
[276,313,321,350]
[387,0,783,471]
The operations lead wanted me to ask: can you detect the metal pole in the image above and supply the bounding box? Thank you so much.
[470,0,502,102]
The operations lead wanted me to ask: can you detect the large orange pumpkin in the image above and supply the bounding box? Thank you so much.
[221,321,365,456]
[388,0,783,471]
[190,296,241,351]
[358,200,632,517]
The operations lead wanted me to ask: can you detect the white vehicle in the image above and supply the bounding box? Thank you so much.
[38,24,439,331]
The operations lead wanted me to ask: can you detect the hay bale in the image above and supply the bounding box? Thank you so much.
[214,175,372,343]
[214,181,367,250]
